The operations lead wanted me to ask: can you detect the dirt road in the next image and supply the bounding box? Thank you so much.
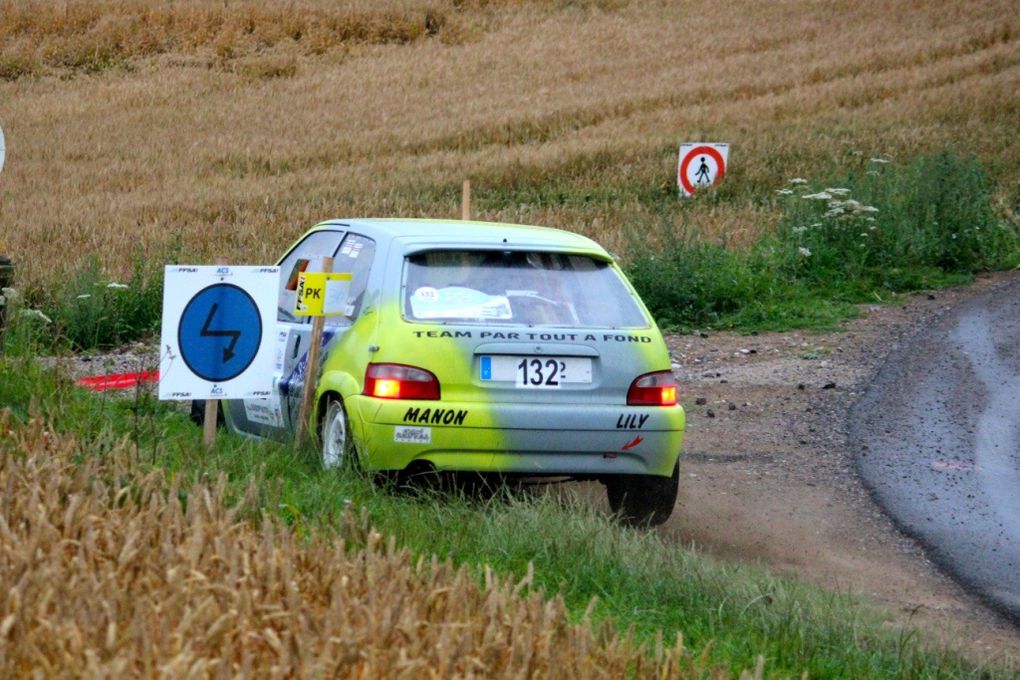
[660,271,1020,662]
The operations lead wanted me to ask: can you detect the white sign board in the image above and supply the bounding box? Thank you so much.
[159,265,280,400]
[0,126,6,177]
[678,143,729,196]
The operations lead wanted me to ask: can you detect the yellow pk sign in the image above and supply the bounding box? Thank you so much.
[294,272,353,317]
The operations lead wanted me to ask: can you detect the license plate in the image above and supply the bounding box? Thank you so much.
[479,356,592,388]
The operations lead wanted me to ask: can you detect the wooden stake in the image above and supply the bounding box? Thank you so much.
[295,255,333,448]
[461,179,471,221]
[202,397,217,450]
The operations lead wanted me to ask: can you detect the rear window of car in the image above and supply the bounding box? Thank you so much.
[402,250,649,328]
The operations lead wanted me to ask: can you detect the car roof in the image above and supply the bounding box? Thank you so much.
[309,218,612,259]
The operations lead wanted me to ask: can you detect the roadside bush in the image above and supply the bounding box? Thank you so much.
[47,257,163,350]
[626,220,757,329]
[629,150,1018,331]
[774,150,1016,287]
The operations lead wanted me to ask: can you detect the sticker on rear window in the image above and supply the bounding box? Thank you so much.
[413,286,439,302]
[394,425,432,444]
[409,286,512,321]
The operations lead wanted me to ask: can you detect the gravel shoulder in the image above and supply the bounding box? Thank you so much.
[660,270,1020,663]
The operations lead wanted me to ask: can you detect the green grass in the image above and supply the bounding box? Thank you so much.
[0,355,1015,678]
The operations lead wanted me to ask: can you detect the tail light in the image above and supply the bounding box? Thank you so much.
[364,363,440,400]
[627,371,678,406]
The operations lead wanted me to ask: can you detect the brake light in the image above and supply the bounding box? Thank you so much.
[627,371,678,406]
[364,363,440,400]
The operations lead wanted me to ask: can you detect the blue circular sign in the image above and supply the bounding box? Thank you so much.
[178,283,263,383]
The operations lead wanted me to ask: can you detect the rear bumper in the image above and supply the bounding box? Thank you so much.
[348,396,685,476]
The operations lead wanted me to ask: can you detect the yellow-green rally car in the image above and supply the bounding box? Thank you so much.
[221,219,685,525]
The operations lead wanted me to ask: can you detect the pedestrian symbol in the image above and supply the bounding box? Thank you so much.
[694,156,712,185]
[159,265,279,400]
[179,284,261,382]
[677,143,729,196]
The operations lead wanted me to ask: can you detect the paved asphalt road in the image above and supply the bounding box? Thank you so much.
[851,274,1020,622]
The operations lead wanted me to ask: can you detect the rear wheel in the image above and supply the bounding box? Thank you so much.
[605,460,680,527]
[320,396,354,471]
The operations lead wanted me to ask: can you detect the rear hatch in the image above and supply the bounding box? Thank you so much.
[396,249,666,405]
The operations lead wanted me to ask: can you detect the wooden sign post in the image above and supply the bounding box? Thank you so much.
[295,256,334,448]
[461,179,471,220]
[203,394,218,450]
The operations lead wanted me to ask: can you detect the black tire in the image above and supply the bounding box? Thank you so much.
[320,396,355,471]
[605,460,680,527]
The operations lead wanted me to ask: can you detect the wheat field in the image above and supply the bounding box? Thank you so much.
[0,408,734,677]
[0,0,1017,294]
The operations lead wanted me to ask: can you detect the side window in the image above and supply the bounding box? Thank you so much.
[277,230,344,322]
[325,233,376,327]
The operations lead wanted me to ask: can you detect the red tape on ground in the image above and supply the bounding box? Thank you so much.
[76,370,159,391]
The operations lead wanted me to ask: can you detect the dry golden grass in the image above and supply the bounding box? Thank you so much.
[0,409,733,677]
[0,0,453,79]
[0,0,1017,293]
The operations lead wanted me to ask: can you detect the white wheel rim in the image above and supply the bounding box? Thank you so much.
[322,403,346,470]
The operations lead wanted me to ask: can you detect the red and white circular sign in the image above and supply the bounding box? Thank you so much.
[677,143,728,196]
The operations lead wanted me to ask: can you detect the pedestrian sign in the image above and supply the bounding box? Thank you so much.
[294,271,353,317]
[678,143,729,196]
[159,265,280,400]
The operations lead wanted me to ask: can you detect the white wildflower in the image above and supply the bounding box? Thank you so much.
[802,192,832,200]
[789,178,808,185]
[106,282,129,290]
[20,309,52,324]
[1,287,18,300]
[792,226,807,234]
[843,199,863,211]
[865,217,876,223]
[824,207,845,217]
[860,205,879,213]
[869,157,891,164]
[76,294,92,300]
[798,247,812,257]
[776,189,794,195]
[866,170,880,176]
[810,223,822,228]
[826,187,851,196]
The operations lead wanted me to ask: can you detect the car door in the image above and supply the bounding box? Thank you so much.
[277,232,378,432]
[228,229,345,439]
